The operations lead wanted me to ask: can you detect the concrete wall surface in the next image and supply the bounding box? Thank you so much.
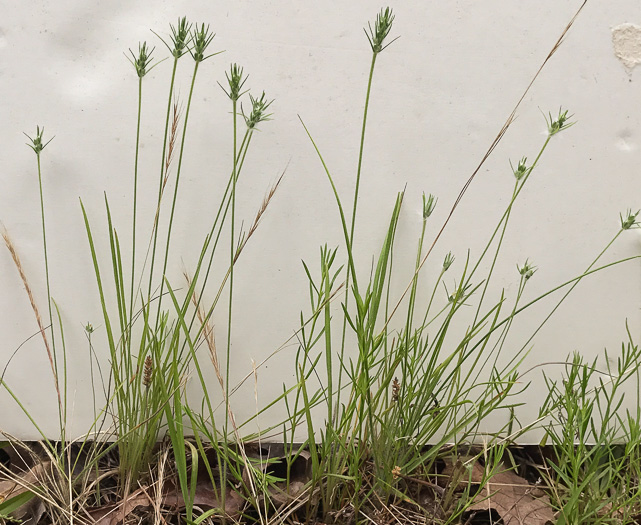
[1,0,640,441]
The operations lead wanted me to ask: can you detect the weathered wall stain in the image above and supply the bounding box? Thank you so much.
[612,23,641,71]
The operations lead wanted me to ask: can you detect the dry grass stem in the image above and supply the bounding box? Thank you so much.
[235,170,285,264]
[164,100,181,182]
[185,272,242,439]
[153,100,181,235]
[1,226,61,409]
[189,171,286,350]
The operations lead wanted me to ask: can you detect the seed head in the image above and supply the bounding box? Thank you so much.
[190,23,216,63]
[517,259,537,280]
[510,157,529,181]
[170,17,191,58]
[128,41,156,78]
[365,7,398,54]
[620,209,640,230]
[243,92,274,129]
[143,355,153,388]
[153,17,192,59]
[24,126,54,155]
[446,281,469,304]
[392,377,400,402]
[545,107,575,136]
[220,63,248,102]
[84,323,94,334]
[392,465,401,479]
[422,193,437,220]
[443,252,455,272]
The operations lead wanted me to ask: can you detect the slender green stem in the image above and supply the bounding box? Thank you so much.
[129,77,143,351]
[322,248,334,427]
[401,219,427,393]
[349,52,377,246]
[176,130,253,360]
[442,136,553,390]
[52,300,68,452]
[471,180,518,326]
[336,54,378,408]
[156,61,200,322]
[225,98,238,440]
[467,135,551,291]
[457,254,641,378]
[299,119,359,291]
[193,132,251,300]
[420,268,446,329]
[86,330,97,422]
[515,229,624,360]
[465,274,527,391]
[147,57,179,303]
[405,219,427,342]
[36,153,62,426]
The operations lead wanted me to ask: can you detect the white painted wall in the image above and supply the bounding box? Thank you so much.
[1,1,640,441]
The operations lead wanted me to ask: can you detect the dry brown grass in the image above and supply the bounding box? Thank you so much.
[1,226,61,409]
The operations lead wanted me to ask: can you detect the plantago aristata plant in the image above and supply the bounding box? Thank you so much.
[540,329,641,525]
[286,4,641,523]
[77,17,280,518]
[78,18,229,495]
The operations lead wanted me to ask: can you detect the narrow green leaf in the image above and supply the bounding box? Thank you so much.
[0,490,36,515]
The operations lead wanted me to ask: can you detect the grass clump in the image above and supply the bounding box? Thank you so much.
[539,330,641,525]
[1,4,641,525]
